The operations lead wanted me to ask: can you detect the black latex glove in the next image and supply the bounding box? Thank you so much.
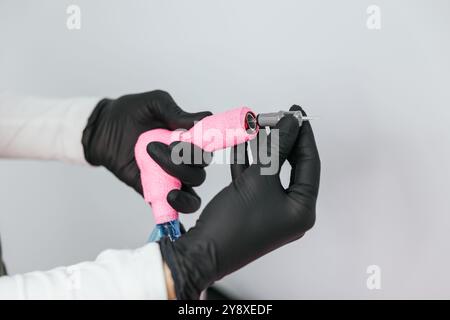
[147,141,212,213]
[82,90,212,213]
[160,105,320,299]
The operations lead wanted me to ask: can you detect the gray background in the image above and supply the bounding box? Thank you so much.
[0,0,449,299]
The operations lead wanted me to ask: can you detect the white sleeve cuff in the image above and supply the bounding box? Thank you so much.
[0,93,99,164]
[0,243,168,300]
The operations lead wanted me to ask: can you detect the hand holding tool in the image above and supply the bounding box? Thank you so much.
[159,105,321,299]
[135,106,314,241]
[135,107,258,240]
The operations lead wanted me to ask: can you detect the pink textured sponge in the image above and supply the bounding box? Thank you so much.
[135,107,258,224]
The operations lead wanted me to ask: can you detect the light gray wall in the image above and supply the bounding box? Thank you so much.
[1,0,449,299]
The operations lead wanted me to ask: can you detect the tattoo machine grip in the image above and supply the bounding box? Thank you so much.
[135,107,258,224]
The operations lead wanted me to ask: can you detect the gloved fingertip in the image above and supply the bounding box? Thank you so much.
[194,168,206,186]
[167,189,179,203]
[184,167,206,187]
[289,104,302,111]
[171,110,212,130]
[167,189,201,213]
[188,110,213,122]
[289,104,306,116]
[169,140,181,149]
[146,141,168,159]
[196,110,213,118]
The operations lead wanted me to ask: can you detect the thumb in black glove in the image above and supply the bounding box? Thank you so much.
[160,105,321,299]
[82,90,212,213]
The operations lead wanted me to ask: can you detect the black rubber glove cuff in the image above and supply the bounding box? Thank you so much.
[159,237,215,300]
[81,98,111,166]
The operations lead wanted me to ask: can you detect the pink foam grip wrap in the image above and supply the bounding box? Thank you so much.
[135,107,258,224]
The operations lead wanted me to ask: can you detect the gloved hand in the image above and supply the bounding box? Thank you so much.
[82,90,212,213]
[160,105,320,299]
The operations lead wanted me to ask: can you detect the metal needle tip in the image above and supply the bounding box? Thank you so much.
[301,116,318,121]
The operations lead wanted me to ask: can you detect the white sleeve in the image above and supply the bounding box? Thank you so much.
[0,243,168,300]
[0,93,99,165]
